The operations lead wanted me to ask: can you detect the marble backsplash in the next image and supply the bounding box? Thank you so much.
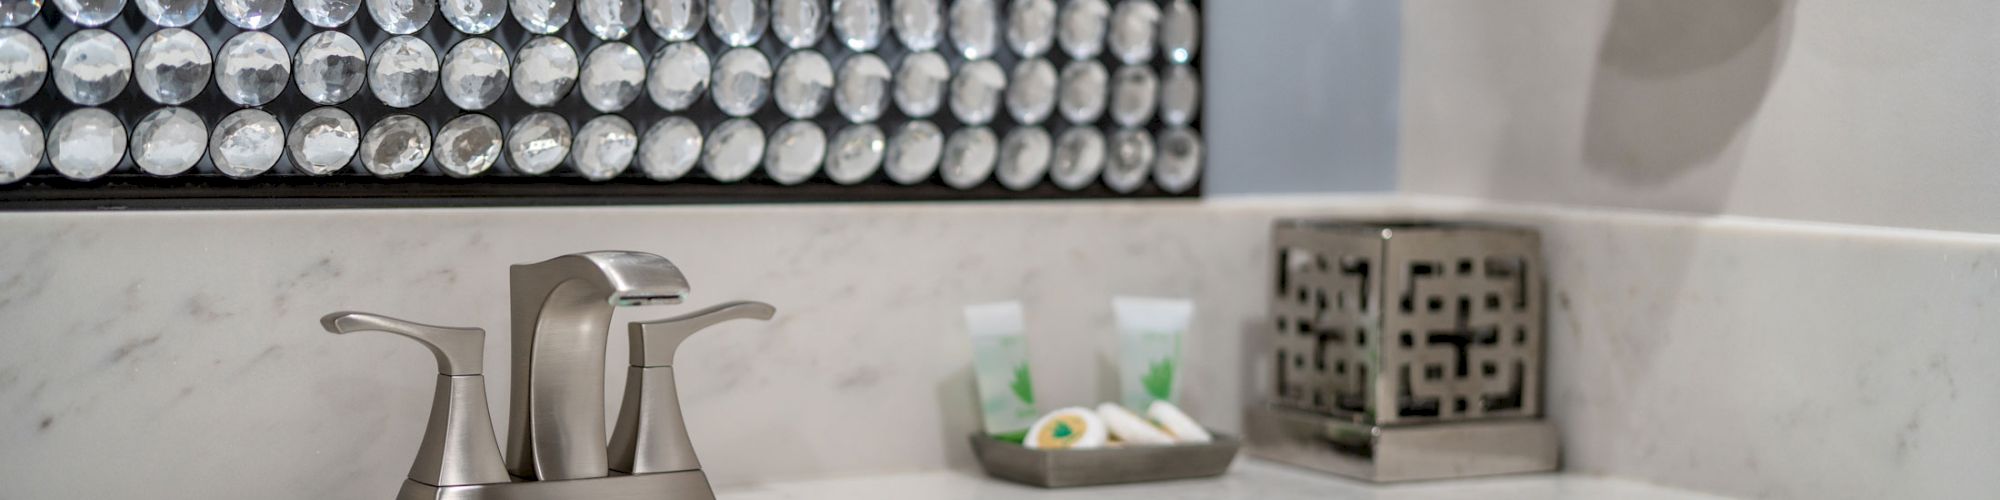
[1432,199,2000,500]
[0,196,1990,499]
[0,197,1402,499]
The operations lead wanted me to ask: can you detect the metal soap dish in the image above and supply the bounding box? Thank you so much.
[1246,220,1559,481]
[969,433,1240,488]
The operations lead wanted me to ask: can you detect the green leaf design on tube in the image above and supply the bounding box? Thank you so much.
[1010,362,1036,404]
[1143,358,1176,401]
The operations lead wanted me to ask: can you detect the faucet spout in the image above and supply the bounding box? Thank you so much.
[505,251,690,481]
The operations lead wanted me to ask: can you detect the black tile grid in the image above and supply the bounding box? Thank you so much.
[0,0,1202,209]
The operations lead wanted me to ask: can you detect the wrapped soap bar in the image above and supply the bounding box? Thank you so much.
[1097,403,1176,446]
[1025,407,1109,450]
[1148,401,1212,444]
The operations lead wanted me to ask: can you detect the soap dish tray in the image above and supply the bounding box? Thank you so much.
[968,432,1240,488]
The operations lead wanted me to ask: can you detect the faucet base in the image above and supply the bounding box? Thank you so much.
[395,470,714,500]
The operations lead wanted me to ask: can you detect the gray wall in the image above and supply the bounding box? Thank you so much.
[1207,0,1401,194]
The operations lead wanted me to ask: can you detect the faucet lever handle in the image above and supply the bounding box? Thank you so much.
[321,311,486,376]
[627,301,777,367]
[319,311,511,488]
[611,300,776,475]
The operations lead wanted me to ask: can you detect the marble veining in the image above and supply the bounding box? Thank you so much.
[0,200,1406,499]
[0,195,1992,499]
[1402,196,2000,499]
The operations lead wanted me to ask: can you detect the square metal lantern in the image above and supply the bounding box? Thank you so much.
[1245,220,1559,482]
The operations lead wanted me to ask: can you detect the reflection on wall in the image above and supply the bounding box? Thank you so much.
[1583,0,1788,192]
[1403,0,2000,234]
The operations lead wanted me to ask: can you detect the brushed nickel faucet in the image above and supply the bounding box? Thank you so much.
[322,251,774,499]
[505,251,690,482]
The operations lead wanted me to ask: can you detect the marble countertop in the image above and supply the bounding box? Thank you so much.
[716,459,1728,500]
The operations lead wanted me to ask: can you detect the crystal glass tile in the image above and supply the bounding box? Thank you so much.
[764,120,824,185]
[130,107,205,176]
[443,0,504,33]
[0,29,47,106]
[1161,0,1198,63]
[288,107,360,175]
[580,42,645,112]
[772,0,824,49]
[210,108,282,179]
[711,48,770,117]
[215,31,287,107]
[56,0,124,26]
[370,36,439,108]
[831,0,881,51]
[1049,126,1102,190]
[946,0,996,60]
[948,59,1004,125]
[580,0,640,39]
[939,126,994,189]
[1102,127,1151,193]
[709,0,767,46]
[297,0,361,27]
[135,29,211,105]
[1153,127,1199,193]
[48,108,123,181]
[1109,64,1156,127]
[513,0,570,33]
[1005,0,1054,57]
[824,123,882,185]
[572,115,636,180]
[442,37,509,110]
[1057,60,1106,124]
[369,0,436,34]
[435,113,501,177]
[1006,58,1055,124]
[139,0,205,27]
[1057,0,1107,59]
[0,0,1194,197]
[1107,0,1158,64]
[52,30,130,107]
[646,0,703,41]
[891,0,939,51]
[295,31,367,105]
[216,0,278,28]
[891,50,945,118]
[514,36,579,107]
[774,50,832,119]
[995,126,1048,191]
[835,52,890,123]
[702,117,763,182]
[507,111,571,175]
[0,110,41,184]
[360,114,431,177]
[883,120,939,185]
[1159,64,1198,126]
[639,116,700,180]
[647,42,709,111]
[0,0,41,27]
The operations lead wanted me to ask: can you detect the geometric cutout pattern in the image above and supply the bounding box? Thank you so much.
[1271,221,1543,425]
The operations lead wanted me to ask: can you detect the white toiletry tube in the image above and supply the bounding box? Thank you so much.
[1112,296,1194,411]
[965,302,1039,441]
